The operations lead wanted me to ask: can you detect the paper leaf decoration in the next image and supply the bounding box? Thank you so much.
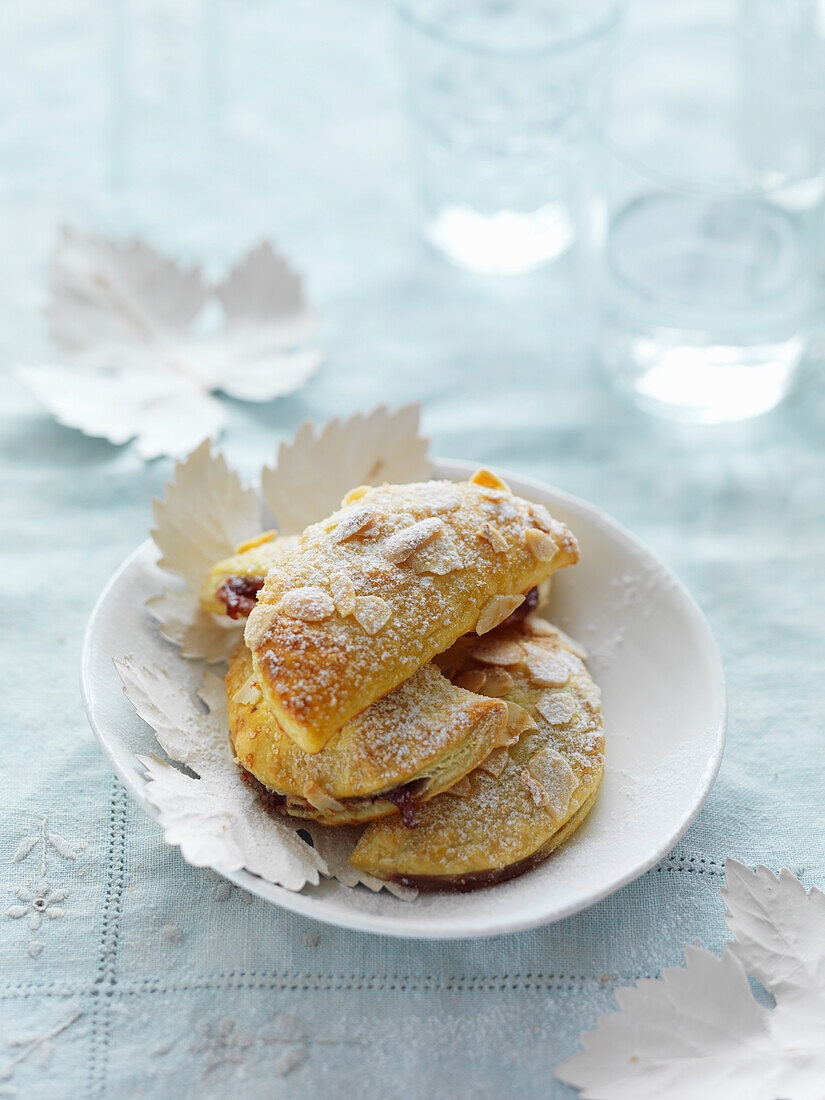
[17,229,322,459]
[148,405,432,663]
[115,656,413,899]
[135,406,432,896]
[556,860,825,1100]
[262,404,432,534]
[147,440,260,663]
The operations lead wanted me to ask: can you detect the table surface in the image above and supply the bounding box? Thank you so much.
[2,2,824,1097]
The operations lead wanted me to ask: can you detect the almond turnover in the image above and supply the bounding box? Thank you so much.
[244,472,579,752]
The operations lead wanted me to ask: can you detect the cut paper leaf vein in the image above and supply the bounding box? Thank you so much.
[556,859,825,1100]
[261,404,432,534]
[132,405,433,895]
[147,405,432,662]
[17,229,322,459]
[115,655,413,899]
[147,439,260,663]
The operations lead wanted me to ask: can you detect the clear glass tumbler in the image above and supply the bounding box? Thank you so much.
[592,22,825,422]
[395,0,623,274]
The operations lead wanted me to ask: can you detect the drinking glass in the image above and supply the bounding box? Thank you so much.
[592,21,825,422]
[395,0,624,274]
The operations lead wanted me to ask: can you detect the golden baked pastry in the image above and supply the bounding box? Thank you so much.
[227,645,511,826]
[349,624,604,890]
[244,470,579,753]
[199,531,299,619]
[202,534,551,627]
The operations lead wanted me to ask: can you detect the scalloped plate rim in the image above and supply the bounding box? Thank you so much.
[81,458,726,940]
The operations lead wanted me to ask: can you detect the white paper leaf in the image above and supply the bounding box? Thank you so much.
[147,440,260,662]
[261,404,432,534]
[302,823,415,902]
[17,363,227,461]
[48,229,206,347]
[130,407,431,895]
[205,241,323,402]
[115,656,414,898]
[556,860,825,1100]
[17,230,322,459]
[118,656,324,891]
[148,405,431,663]
[723,862,825,1025]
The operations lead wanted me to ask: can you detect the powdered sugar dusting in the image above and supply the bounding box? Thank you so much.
[350,627,605,880]
[247,478,576,749]
[229,652,508,809]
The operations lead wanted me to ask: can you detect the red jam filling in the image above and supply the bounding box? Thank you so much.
[215,575,265,619]
[380,780,425,829]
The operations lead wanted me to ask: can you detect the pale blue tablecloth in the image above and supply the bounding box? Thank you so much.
[2,2,824,1097]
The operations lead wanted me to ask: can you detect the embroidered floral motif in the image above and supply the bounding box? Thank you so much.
[0,1009,82,1096]
[160,1012,362,1079]
[5,817,76,958]
[189,1019,255,1074]
[7,880,68,932]
[204,869,253,905]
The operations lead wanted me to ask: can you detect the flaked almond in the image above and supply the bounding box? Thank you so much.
[471,636,525,666]
[235,529,278,553]
[478,667,513,697]
[522,615,555,637]
[447,775,472,799]
[470,467,510,492]
[420,483,461,513]
[497,727,522,749]
[524,527,557,562]
[244,604,280,650]
[535,690,576,727]
[479,521,508,552]
[341,484,371,506]
[235,678,261,706]
[527,503,557,534]
[524,645,570,688]
[475,594,525,636]
[520,770,546,806]
[383,517,443,564]
[552,627,588,660]
[410,529,463,575]
[558,648,587,675]
[329,572,356,617]
[353,595,391,635]
[277,586,335,622]
[454,668,487,693]
[331,507,378,543]
[477,746,509,778]
[524,748,579,821]
[301,781,345,813]
[504,700,538,740]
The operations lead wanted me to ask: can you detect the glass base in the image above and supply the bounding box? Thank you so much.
[603,329,803,423]
[424,201,574,274]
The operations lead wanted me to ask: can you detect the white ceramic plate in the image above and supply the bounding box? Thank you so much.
[81,460,725,939]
